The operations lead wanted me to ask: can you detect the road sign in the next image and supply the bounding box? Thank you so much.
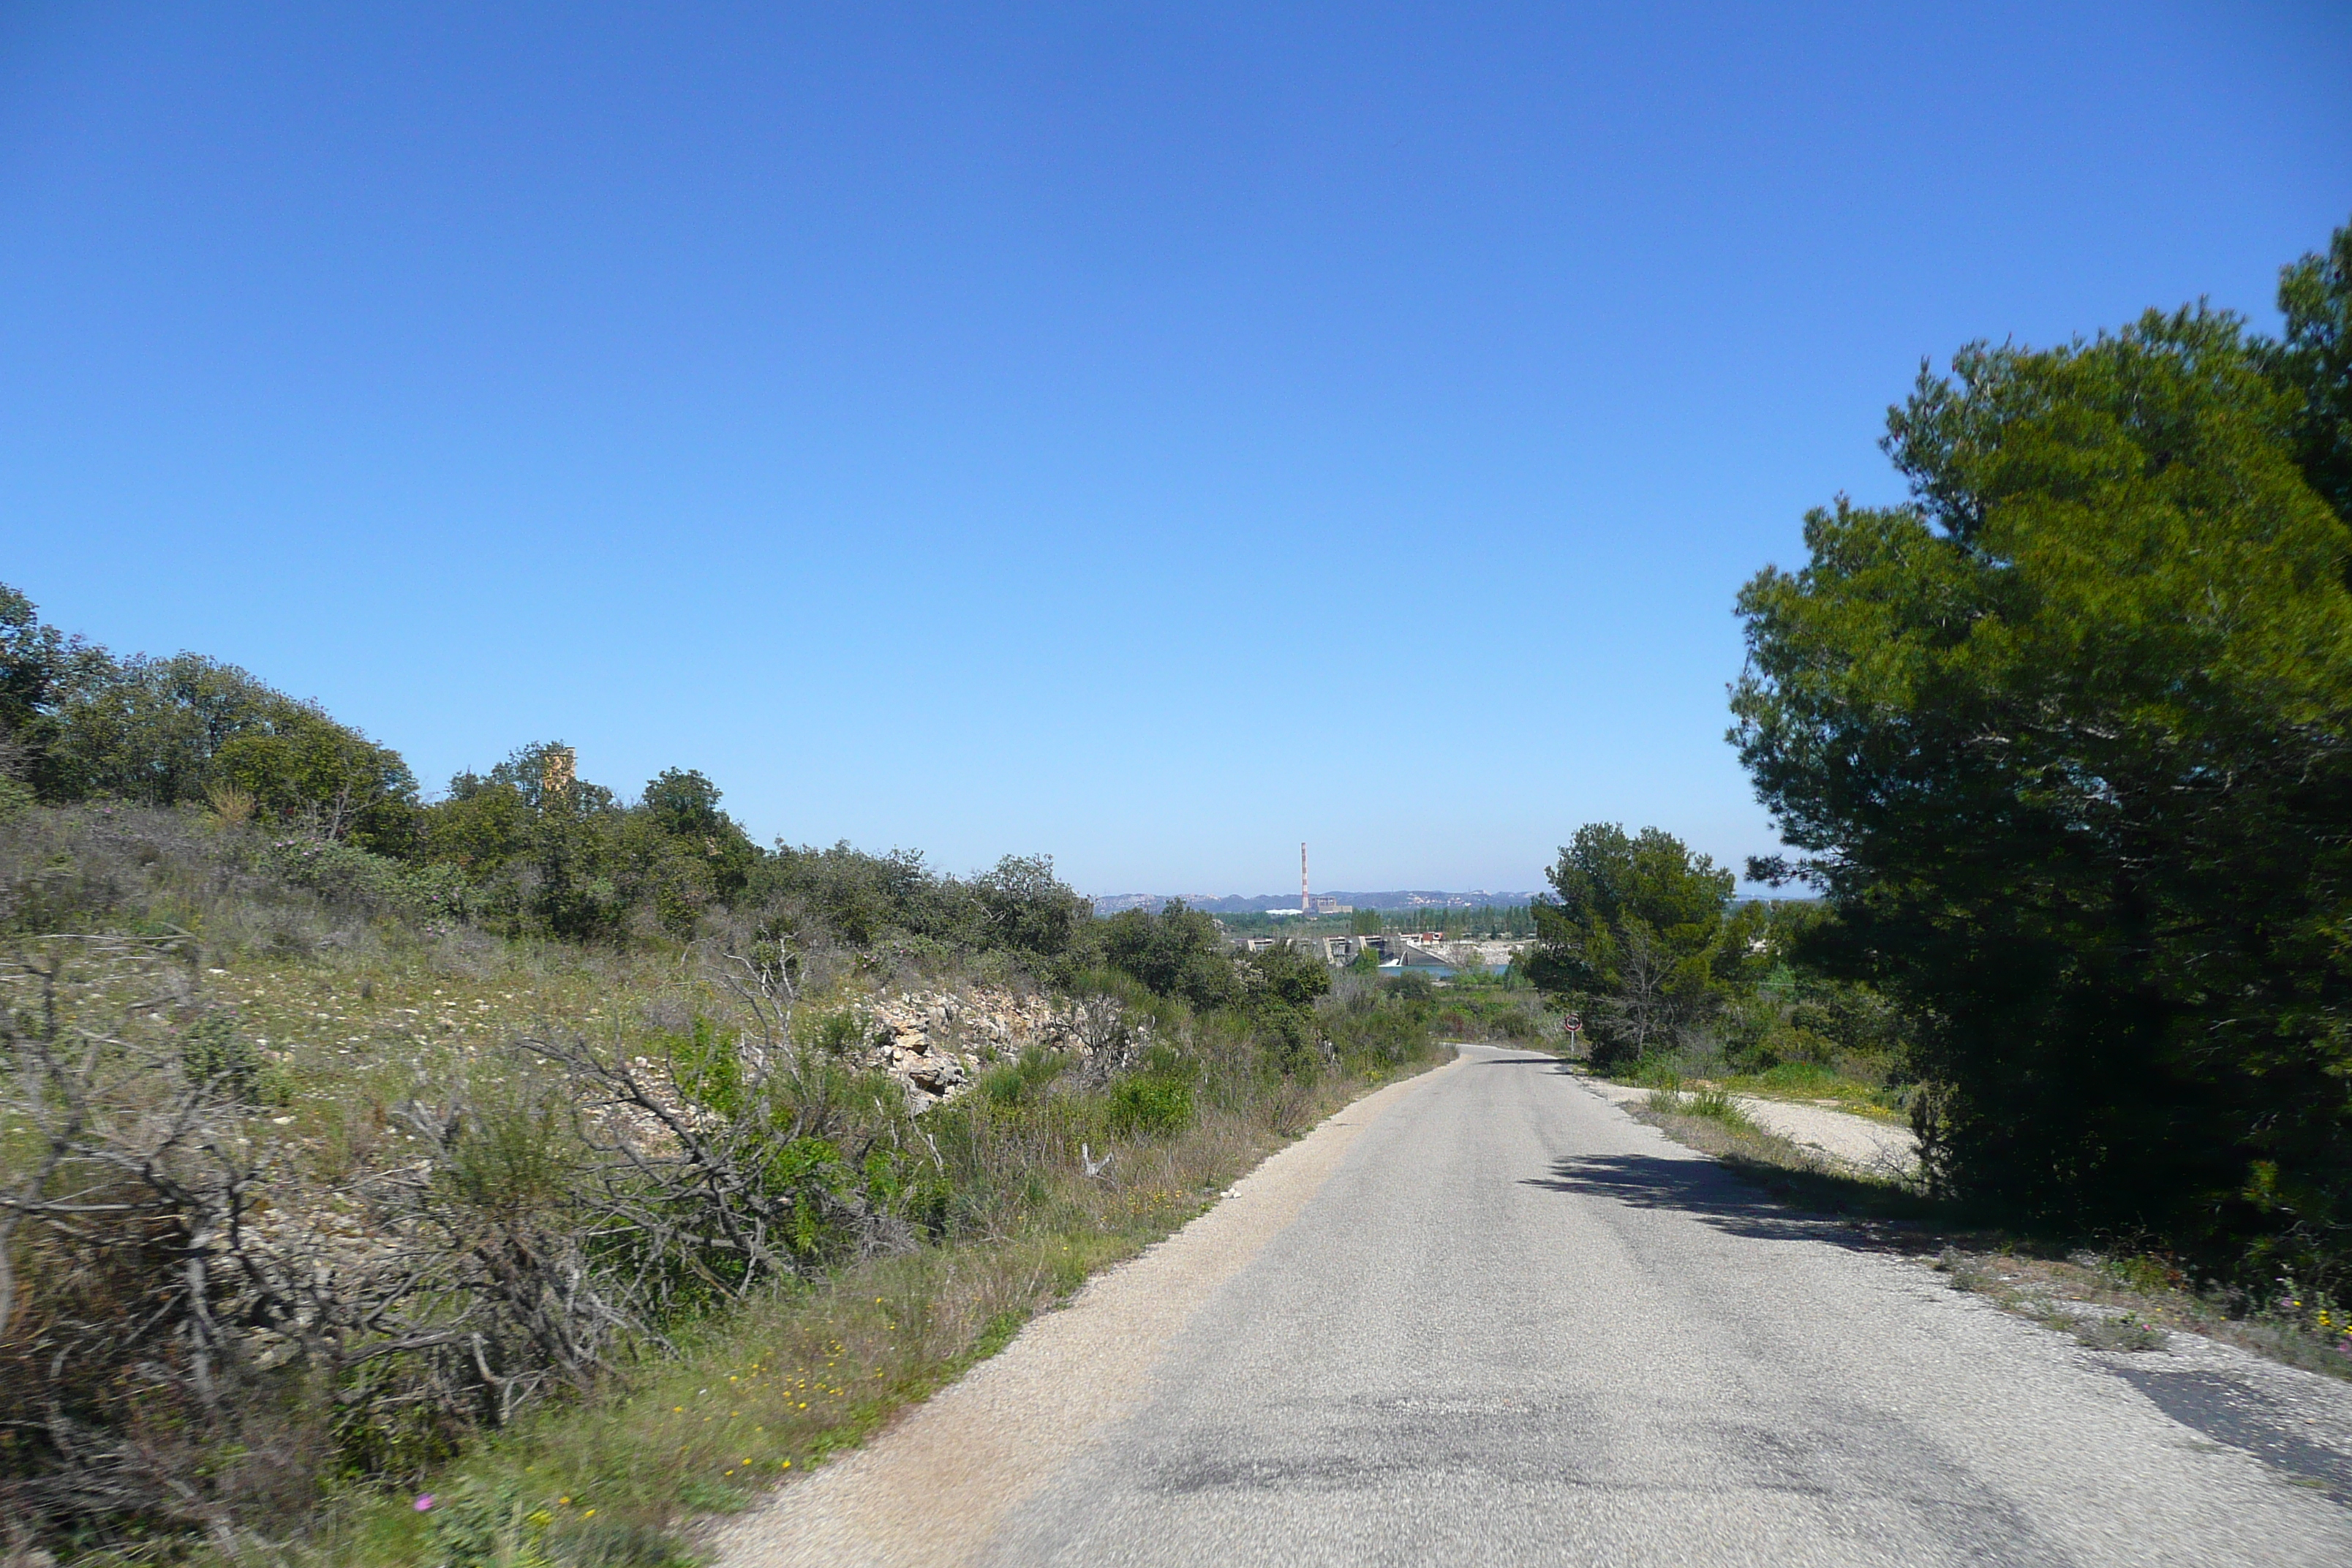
[1564,1012,1583,1034]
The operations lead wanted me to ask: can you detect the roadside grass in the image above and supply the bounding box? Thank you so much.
[1632,1094,1937,1228]
[248,1055,1442,1568]
[304,1232,1140,1567]
[1714,1061,1907,1119]
[1934,1251,2168,1353]
[1627,1094,2352,1382]
[1926,1246,2352,1376]
[1627,1058,1905,1119]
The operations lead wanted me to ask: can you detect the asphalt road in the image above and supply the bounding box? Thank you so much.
[727,1046,2352,1567]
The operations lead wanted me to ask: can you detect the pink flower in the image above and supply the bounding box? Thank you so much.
[414,1494,436,1512]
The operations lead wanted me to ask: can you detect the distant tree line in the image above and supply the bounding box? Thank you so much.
[1210,905,1535,939]
[0,588,1093,963]
[1324,905,1534,938]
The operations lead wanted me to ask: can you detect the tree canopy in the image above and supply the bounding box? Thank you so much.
[1526,823,1757,1070]
[1732,219,2352,1281]
[1097,899,1239,1009]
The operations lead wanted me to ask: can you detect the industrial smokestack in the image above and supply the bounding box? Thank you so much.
[1301,842,1309,913]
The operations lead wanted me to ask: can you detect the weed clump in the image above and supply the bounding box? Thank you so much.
[1645,1085,1754,1131]
[2071,1313,2170,1353]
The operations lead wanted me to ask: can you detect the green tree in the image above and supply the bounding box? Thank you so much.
[641,766,728,837]
[972,853,1086,960]
[749,842,969,951]
[412,744,623,939]
[421,774,534,874]
[0,583,79,740]
[2266,220,2352,524]
[1232,939,1333,1074]
[31,650,420,850]
[0,584,110,802]
[1526,824,1754,1071]
[211,714,419,851]
[640,767,759,900]
[1732,272,2352,1278]
[1098,900,1238,1010]
[1243,938,1333,1010]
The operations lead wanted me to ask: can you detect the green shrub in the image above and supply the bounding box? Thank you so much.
[799,1006,866,1057]
[663,1012,747,1115]
[1683,1087,1751,1127]
[1646,1086,1752,1130]
[1106,1074,1194,1139]
[1254,1004,1319,1076]
[424,1474,696,1568]
[423,1480,547,1567]
[1325,1002,1425,1072]
[260,833,470,919]
[1096,900,1240,1008]
[1736,1060,1887,1102]
[179,1009,264,1103]
[979,1048,1070,1109]
[1384,970,1436,1003]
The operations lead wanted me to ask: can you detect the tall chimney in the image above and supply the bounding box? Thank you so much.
[1301,842,1310,913]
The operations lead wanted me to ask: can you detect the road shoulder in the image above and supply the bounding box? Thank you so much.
[704,1055,1462,1568]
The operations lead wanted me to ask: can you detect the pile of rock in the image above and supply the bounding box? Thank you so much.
[853,987,1060,1103]
[854,986,1142,1108]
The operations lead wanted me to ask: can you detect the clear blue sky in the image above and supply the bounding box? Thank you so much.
[4,3,2348,897]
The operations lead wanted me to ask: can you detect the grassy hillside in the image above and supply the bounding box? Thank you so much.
[0,802,1445,1566]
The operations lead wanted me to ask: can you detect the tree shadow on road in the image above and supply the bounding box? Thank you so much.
[1476,1046,1953,1252]
[1523,1147,1943,1256]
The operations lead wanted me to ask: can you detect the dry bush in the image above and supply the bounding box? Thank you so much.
[0,804,385,960]
[0,938,939,1555]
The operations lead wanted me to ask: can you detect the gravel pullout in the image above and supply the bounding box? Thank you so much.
[1579,1075,1919,1174]
[706,1059,1461,1568]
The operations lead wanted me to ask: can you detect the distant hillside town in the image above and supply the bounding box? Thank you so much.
[1230,929,1533,974]
[1090,890,1543,916]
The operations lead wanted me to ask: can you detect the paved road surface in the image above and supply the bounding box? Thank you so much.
[720,1047,2352,1567]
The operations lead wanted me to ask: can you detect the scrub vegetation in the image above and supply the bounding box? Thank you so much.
[0,626,1447,1566]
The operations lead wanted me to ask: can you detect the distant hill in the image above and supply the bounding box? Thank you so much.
[1091,891,1543,916]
